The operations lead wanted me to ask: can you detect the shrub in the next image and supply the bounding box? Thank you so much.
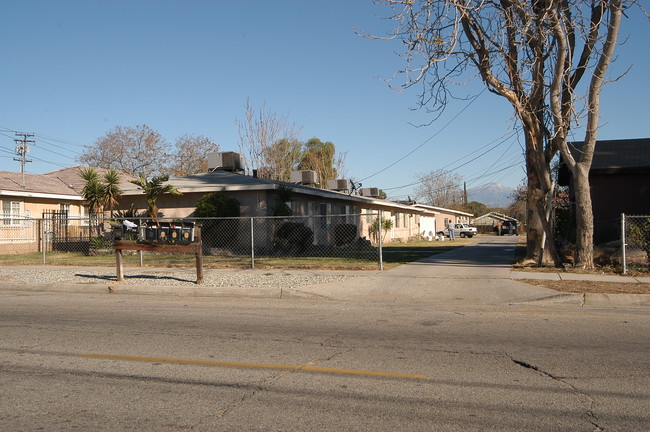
[629,219,650,267]
[274,222,314,254]
[194,193,241,247]
[90,236,111,250]
[368,217,393,243]
[334,223,357,246]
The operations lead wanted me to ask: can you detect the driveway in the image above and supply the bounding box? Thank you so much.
[300,235,562,304]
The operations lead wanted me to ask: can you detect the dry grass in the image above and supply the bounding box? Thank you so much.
[512,236,649,295]
[519,279,650,295]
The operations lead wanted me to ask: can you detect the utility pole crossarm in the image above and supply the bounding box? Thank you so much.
[14,132,35,187]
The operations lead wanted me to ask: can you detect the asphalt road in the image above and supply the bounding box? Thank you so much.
[1,291,648,431]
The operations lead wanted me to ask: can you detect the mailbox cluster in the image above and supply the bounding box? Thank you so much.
[138,221,196,244]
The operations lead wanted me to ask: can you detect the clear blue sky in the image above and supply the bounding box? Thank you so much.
[1,0,648,200]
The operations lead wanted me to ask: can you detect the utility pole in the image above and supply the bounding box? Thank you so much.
[14,132,35,187]
[463,182,468,206]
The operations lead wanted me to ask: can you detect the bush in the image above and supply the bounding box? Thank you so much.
[629,219,650,267]
[274,222,314,254]
[368,217,393,243]
[334,223,357,246]
[194,193,241,247]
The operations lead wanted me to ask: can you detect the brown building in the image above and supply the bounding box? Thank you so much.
[559,138,650,243]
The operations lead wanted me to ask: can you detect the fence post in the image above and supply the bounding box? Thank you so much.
[621,213,627,275]
[378,210,384,271]
[41,218,46,264]
[250,217,255,269]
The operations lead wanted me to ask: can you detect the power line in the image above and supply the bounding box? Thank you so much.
[382,130,518,193]
[33,132,87,148]
[359,88,487,183]
[0,125,18,133]
[37,137,83,156]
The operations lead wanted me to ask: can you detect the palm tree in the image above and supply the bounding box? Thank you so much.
[102,168,122,218]
[79,167,105,236]
[272,185,294,216]
[129,174,181,222]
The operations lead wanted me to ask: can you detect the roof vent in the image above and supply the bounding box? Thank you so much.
[360,187,381,198]
[326,179,350,192]
[207,151,243,172]
[290,170,318,186]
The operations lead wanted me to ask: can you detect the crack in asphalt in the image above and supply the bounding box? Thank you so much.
[506,354,604,431]
[214,347,352,422]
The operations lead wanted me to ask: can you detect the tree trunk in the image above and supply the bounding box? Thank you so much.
[572,165,594,269]
[525,175,543,261]
[522,132,563,266]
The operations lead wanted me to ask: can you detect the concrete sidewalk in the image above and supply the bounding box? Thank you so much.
[297,235,650,307]
[0,235,648,307]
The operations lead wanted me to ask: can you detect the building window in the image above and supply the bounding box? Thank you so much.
[60,203,71,225]
[308,202,316,231]
[256,193,265,210]
[2,200,22,225]
[395,212,401,228]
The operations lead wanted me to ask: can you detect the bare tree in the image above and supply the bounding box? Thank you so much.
[78,125,170,178]
[166,134,220,176]
[414,169,464,209]
[262,138,303,182]
[369,0,637,268]
[236,99,301,179]
[507,182,528,224]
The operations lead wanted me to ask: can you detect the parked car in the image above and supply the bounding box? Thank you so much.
[438,223,478,238]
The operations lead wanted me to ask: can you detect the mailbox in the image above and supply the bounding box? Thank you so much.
[157,222,170,243]
[179,222,195,245]
[136,221,195,244]
[111,223,123,240]
[169,223,182,244]
[142,224,157,242]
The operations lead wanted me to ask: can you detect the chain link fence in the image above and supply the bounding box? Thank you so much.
[622,214,650,274]
[0,213,386,269]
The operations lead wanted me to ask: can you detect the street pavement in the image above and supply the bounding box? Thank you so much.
[0,235,648,307]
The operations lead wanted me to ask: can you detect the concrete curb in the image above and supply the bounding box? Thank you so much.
[584,293,650,307]
[0,281,324,299]
[511,270,650,284]
[513,291,650,308]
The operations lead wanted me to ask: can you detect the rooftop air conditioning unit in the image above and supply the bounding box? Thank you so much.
[290,170,318,185]
[327,179,350,192]
[207,151,243,172]
[360,187,381,198]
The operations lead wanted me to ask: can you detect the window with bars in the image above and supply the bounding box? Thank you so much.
[2,200,22,225]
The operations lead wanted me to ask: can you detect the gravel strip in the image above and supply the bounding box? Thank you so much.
[0,268,353,288]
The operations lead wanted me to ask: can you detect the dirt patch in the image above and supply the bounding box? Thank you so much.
[519,279,650,295]
[512,235,649,294]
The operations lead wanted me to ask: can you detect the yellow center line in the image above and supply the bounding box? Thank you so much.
[78,353,428,380]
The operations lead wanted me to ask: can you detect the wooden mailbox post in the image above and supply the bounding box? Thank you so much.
[114,226,203,284]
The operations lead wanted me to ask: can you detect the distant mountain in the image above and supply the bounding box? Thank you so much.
[467,183,514,208]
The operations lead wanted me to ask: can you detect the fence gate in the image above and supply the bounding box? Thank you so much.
[42,210,92,253]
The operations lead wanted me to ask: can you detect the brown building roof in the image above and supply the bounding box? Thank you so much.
[0,170,80,197]
[44,166,136,194]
